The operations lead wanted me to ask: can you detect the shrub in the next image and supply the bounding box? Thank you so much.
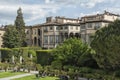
[28,50,36,57]
[36,64,43,71]
[0,48,12,62]
[115,70,120,77]
[36,50,53,66]
[79,67,93,73]
[51,60,62,70]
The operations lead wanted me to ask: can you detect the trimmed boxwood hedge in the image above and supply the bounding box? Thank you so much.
[0,47,41,63]
[0,48,12,62]
[36,50,53,66]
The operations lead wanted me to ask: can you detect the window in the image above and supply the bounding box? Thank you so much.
[81,25,85,29]
[38,29,41,36]
[50,26,53,30]
[87,23,92,28]
[87,17,93,20]
[70,26,73,29]
[64,26,68,29]
[75,33,80,38]
[34,29,37,35]
[60,27,63,30]
[55,35,59,43]
[69,32,74,37]
[94,26,100,30]
[44,27,48,32]
[94,23,100,30]
[34,37,37,45]
[113,16,114,19]
[32,30,34,34]
[65,33,68,39]
[44,36,48,44]
[38,39,41,46]
[26,30,29,34]
[76,26,78,30]
[56,26,59,30]
[49,35,54,43]
[81,34,86,41]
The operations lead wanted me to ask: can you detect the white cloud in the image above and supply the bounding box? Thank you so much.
[47,0,115,8]
[0,1,60,25]
[0,0,119,25]
[105,7,120,14]
[45,0,116,8]
[79,11,101,17]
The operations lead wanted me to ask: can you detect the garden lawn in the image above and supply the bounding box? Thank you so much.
[12,75,59,80]
[0,71,25,78]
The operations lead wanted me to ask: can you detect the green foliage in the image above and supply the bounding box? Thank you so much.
[36,50,53,66]
[53,38,96,67]
[15,8,26,47]
[2,25,21,48]
[0,47,38,67]
[28,50,35,56]
[79,67,93,73]
[2,63,9,71]
[12,47,38,58]
[51,60,62,70]
[91,20,120,70]
[0,48,12,62]
[115,70,120,77]
[36,64,43,71]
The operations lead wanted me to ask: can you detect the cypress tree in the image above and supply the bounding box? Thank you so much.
[15,8,27,47]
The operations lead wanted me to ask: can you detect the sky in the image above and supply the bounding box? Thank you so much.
[0,0,120,26]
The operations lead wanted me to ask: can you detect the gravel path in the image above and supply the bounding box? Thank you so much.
[0,71,38,80]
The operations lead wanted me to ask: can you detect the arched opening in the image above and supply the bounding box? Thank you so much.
[60,33,64,42]
[75,33,80,38]
[38,29,41,36]
[65,32,69,39]
[34,37,37,45]
[69,32,74,38]
[38,38,41,46]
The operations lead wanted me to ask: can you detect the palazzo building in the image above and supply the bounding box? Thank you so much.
[0,11,119,49]
[26,16,80,49]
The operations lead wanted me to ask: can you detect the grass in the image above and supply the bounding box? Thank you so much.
[0,71,26,78]
[12,75,59,80]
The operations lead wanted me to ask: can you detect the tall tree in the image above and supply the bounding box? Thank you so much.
[91,20,120,70]
[15,8,26,46]
[2,25,21,48]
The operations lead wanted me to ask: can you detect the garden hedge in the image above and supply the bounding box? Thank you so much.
[0,47,40,63]
[0,48,12,62]
[36,50,53,66]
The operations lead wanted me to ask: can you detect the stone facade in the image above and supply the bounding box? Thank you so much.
[80,11,119,44]
[0,28,5,48]
[27,17,80,49]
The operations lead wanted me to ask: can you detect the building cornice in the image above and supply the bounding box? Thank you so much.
[80,20,113,24]
[31,22,80,28]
